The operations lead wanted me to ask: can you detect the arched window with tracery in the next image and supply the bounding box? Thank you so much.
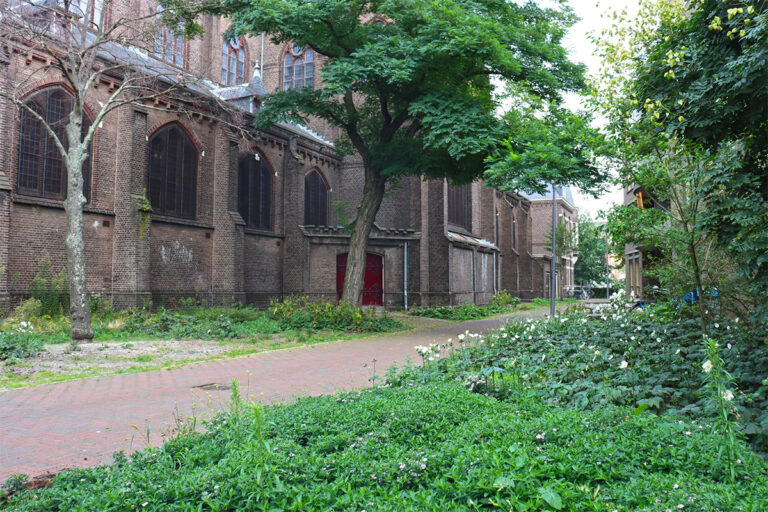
[222,38,246,85]
[304,170,328,226]
[154,6,185,67]
[148,124,198,219]
[238,152,272,230]
[17,88,92,201]
[283,43,314,91]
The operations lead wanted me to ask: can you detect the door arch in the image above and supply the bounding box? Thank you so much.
[336,253,383,306]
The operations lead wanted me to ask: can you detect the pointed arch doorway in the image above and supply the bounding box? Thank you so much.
[336,253,383,306]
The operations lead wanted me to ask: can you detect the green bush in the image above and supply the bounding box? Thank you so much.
[3,383,766,510]
[488,290,520,308]
[29,254,67,316]
[410,301,512,321]
[13,298,42,320]
[269,297,404,332]
[0,324,45,361]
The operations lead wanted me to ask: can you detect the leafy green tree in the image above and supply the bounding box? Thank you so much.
[574,215,606,286]
[484,100,608,197]
[171,0,586,305]
[628,0,768,327]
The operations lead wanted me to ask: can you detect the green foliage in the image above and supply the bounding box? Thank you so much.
[118,307,281,341]
[597,0,768,328]
[574,215,607,285]
[485,103,608,196]
[3,382,767,510]
[13,298,42,320]
[29,254,67,317]
[0,323,45,361]
[269,297,403,332]
[410,295,518,321]
[393,295,768,453]
[488,290,520,308]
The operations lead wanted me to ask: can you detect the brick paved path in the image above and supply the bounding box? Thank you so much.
[0,309,549,480]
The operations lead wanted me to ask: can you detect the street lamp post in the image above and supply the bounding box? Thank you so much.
[550,183,557,317]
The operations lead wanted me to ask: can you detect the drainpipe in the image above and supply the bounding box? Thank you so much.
[260,33,265,76]
[403,242,408,310]
[471,249,477,305]
[493,251,497,293]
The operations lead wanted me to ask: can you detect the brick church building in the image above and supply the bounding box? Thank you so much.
[0,2,576,312]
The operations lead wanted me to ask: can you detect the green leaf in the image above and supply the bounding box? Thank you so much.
[539,486,564,510]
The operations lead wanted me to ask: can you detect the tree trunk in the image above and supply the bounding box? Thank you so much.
[63,111,94,343]
[341,166,387,306]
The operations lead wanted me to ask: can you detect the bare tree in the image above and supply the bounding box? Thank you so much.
[0,0,242,341]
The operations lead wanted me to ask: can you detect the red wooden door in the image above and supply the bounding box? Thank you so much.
[336,253,383,306]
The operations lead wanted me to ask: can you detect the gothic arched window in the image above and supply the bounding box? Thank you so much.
[17,88,92,201]
[304,170,328,226]
[283,43,314,91]
[148,124,198,219]
[238,152,272,230]
[222,38,246,85]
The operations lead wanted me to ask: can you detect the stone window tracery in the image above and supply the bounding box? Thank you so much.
[222,38,246,85]
[283,44,314,91]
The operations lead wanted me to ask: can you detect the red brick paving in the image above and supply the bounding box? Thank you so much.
[0,310,549,480]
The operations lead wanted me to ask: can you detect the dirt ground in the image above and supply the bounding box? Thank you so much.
[0,314,447,391]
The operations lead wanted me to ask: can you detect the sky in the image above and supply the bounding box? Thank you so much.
[560,0,638,219]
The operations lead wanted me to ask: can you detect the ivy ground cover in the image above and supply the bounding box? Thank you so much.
[2,382,767,511]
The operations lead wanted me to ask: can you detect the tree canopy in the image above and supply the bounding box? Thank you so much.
[171,0,590,304]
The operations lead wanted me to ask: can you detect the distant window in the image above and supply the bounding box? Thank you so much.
[283,44,314,91]
[447,183,472,231]
[304,170,328,225]
[238,153,272,230]
[17,88,92,201]
[222,38,246,85]
[148,124,197,219]
[154,7,185,67]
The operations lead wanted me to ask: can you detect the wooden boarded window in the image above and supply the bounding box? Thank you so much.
[238,153,272,230]
[17,88,92,201]
[447,183,472,231]
[304,170,328,226]
[148,125,197,219]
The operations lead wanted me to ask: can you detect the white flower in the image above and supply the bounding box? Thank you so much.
[702,360,713,373]
[619,360,629,369]
[675,348,681,354]
[541,354,546,361]
[714,323,720,328]
[458,334,465,341]
[656,337,662,343]
[722,390,734,401]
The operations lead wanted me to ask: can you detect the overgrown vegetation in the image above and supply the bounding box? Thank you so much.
[409,292,521,321]
[3,379,767,510]
[393,292,768,454]
[0,298,406,364]
[269,296,403,332]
